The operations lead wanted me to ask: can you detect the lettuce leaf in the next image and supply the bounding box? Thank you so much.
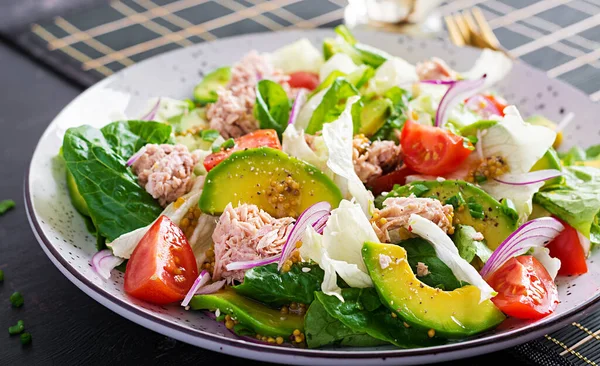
[306,79,361,134]
[366,57,418,95]
[451,225,493,264]
[269,38,324,74]
[62,121,172,242]
[253,79,291,138]
[534,166,600,247]
[560,144,600,167]
[319,53,358,82]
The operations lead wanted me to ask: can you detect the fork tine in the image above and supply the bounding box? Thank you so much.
[462,11,479,38]
[444,15,465,47]
[471,7,501,49]
[453,13,472,45]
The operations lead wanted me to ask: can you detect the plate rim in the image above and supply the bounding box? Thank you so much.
[24,28,600,363]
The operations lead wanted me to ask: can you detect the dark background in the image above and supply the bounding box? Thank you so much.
[0,0,580,365]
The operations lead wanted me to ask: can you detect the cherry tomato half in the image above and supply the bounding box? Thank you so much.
[124,215,198,305]
[547,219,588,276]
[486,255,559,319]
[369,165,417,196]
[203,129,281,172]
[400,119,473,176]
[288,71,320,91]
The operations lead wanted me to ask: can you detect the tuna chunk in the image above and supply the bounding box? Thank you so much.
[353,136,402,184]
[416,57,458,81]
[372,195,454,243]
[131,144,199,207]
[207,51,291,138]
[212,203,294,283]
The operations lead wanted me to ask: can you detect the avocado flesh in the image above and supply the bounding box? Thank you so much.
[359,98,392,136]
[380,180,518,250]
[190,289,304,337]
[199,147,343,218]
[530,148,564,187]
[362,242,504,338]
[193,66,231,104]
[458,120,498,137]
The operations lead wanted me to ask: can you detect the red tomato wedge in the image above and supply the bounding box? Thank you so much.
[400,119,473,176]
[288,71,320,91]
[465,94,508,118]
[369,165,417,196]
[484,94,508,115]
[486,256,559,320]
[124,215,198,305]
[546,219,588,276]
[203,129,282,172]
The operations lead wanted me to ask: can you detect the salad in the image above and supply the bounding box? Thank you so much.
[61,26,600,349]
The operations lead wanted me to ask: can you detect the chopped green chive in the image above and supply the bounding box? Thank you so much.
[10,292,24,308]
[221,138,235,150]
[0,200,15,215]
[8,320,24,335]
[474,174,487,184]
[201,129,220,142]
[410,184,430,197]
[467,197,485,219]
[0,269,4,282]
[445,193,466,210]
[20,332,32,345]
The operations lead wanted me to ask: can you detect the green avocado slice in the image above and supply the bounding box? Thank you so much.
[193,67,231,105]
[377,180,518,250]
[190,289,304,338]
[362,242,505,338]
[199,147,343,218]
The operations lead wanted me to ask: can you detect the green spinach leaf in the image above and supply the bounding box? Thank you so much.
[304,298,386,348]
[254,79,291,138]
[62,121,172,242]
[305,79,361,134]
[233,263,324,307]
[398,238,465,291]
[314,289,444,348]
[451,225,492,264]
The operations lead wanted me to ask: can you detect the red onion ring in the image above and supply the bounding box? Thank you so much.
[226,255,281,271]
[288,89,307,125]
[181,270,210,307]
[126,146,146,167]
[140,98,161,121]
[435,75,487,128]
[91,249,124,280]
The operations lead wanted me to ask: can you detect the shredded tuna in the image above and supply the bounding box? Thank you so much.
[472,231,485,241]
[207,51,291,138]
[131,144,199,207]
[416,57,458,81]
[352,136,402,184]
[212,203,294,283]
[416,262,430,277]
[372,195,454,243]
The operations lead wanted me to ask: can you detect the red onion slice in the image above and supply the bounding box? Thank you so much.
[181,270,210,307]
[435,75,487,128]
[277,201,331,270]
[288,89,307,125]
[91,249,124,280]
[493,169,562,186]
[480,217,564,278]
[465,94,501,119]
[312,213,330,234]
[420,79,457,85]
[195,279,226,295]
[126,146,146,167]
[141,98,161,121]
[225,255,281,271]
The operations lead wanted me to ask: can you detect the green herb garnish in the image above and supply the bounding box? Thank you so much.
[200,129,220,142]
[467,197,485,219]
[221,138,235,150]
[8,320,24,335]
[20,332,32,345]
[0,269,4,282]
[445,192,466,210]
[0,200,15,215]
[410,184,430,197]
[10,292,24,308]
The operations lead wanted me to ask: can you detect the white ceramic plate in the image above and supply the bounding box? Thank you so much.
[26,30,600,365]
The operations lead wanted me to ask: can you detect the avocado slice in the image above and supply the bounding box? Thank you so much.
[190,289,304,338]
[66,170,89,217]
[359,98,392,136]
[458,120,497,137]
[530,148,564,187]
[379,180,518,250]
[362,242,505,338]
[200,147,343,218]
[193,66,231,105]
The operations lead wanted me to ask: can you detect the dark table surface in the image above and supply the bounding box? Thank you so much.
[0,0,548,364]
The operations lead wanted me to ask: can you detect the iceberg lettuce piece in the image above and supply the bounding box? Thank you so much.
[319,53,358,82]
[295,88,328,131]
[269,38,324,74]
[366,57,418,95]
[531,247,561,280]
[281,124,329,174]
[408,214,497,302]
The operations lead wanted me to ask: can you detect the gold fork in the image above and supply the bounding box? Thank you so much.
[444,7,512,58]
